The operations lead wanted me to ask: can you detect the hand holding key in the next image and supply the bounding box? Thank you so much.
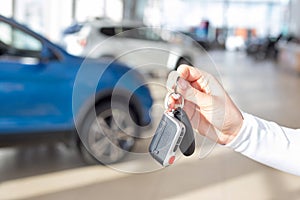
[169,65,244,145]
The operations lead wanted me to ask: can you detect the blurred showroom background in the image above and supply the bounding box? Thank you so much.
[1,0,300,199]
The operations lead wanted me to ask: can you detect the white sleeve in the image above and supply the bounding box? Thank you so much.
[225,112,300,176]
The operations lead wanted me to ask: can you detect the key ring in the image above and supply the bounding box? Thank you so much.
[165,75,184,109]
[174,76,180,94]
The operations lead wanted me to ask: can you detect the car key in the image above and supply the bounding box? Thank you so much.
[149,73,195,167]
[149,109,186,167]
[173,107,195,156]
[167,71,195,156]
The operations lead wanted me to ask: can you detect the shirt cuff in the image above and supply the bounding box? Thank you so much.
[225,112,252,151]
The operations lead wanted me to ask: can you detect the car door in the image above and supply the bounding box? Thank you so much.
[116,27,176,73]
[0,19,74,133]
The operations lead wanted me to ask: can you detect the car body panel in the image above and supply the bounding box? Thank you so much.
[0,15,153,141]
[62,19,198,74]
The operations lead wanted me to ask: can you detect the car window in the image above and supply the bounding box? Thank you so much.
[99,27,116,37]
[99,27,130,37]
[119,27,163,42]
[99,26,163,42]
[0,21,42,58]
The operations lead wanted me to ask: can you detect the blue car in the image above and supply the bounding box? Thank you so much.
[0,15,153,164]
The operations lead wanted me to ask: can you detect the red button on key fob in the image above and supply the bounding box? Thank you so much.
[168,156,176,165]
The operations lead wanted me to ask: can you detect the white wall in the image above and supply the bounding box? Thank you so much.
[143,0,289,37]
[14,0,73,42]
[289,0,300,37]
[0,0,13,17]
[9,0,123,43]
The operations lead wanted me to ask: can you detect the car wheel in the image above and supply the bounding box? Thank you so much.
[79,100,138,165]
[175,57,192,70]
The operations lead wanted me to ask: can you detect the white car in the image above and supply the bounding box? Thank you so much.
[62,18,200,76]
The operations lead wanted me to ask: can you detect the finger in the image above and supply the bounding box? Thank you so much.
[177,78,213,108]
[167,97,176,111]
[177,65,212,94]
[167,93,184,111]
[183,101,216,140]
[183,100,198,121]
[177,64,208,83]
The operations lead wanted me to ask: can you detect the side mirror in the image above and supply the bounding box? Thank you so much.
[40,46,54,63]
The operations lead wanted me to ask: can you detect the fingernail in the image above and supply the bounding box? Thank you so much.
[178,78,188,90]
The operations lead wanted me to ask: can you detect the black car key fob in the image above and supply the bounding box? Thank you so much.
[173,108,195,156]
[149,111,186,167]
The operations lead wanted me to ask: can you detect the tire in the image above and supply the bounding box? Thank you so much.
[175,57,192,70]
[78,100,138,165]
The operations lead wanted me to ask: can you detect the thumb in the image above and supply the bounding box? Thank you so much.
[177,77,213,108]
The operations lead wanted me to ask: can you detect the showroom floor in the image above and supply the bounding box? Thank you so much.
[1,50,300,200]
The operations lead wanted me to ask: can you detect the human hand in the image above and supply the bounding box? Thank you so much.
[168,65,243,145]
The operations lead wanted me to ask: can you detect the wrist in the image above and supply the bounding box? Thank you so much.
[220,111,244,145]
